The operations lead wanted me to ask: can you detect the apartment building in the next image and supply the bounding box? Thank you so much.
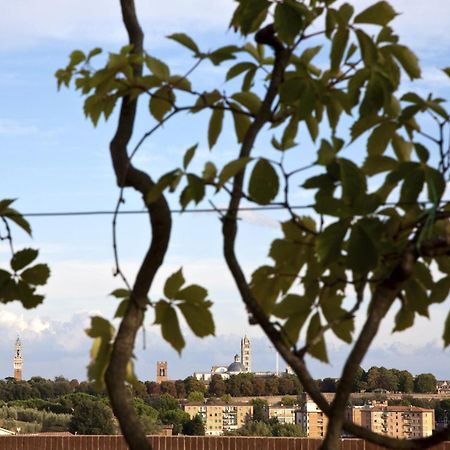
[295,394,329,438]
[183,402,253,435]
[347,405,434,439]
[268,405,297,424]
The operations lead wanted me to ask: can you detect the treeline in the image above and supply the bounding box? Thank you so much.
[320,366,438,394]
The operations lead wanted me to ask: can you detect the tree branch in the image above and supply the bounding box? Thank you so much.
[105,2,172,450]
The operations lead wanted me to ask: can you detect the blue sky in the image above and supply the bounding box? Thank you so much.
[0,0,449,382]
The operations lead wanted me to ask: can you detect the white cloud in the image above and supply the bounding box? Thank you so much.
[0,119,39,136]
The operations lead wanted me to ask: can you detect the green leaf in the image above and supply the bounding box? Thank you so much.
[176,284,208,302]
[10,248,39,272]
[306,312,328,363]
[208,107,224,149]
[208,45,240,65]
[231,91,261,115]
[362,155,397,176]
[399,167,424,205]
[230,0,270,35]
[339,158,367,204]
[367,122,396,155]
[425,167,446,203]
[330,26,349,73]
[443,67,450,78]
[217,157,252,190]
[146,169,181,204]
[392,134,413,161]
[154,301,185,353]
[183,144,198,170]
[393,306,415,332]
[202,162,217,183]
[347,223,378,273]
[248,159,279,205]
[354,1,397,26]
[0,199,15,214]
[315,220,348,267]
[149,87,175,122]
[3,208,32,235]
[114,299,129,318]
[110,288,130,299]
[168,75,192,92]
[164,268,185,299]
[69,50,86,65]
[430,276,450,304]
[145,55,170,80]
[414,143,429,163]
[274,1,305,45]
[226,62,257,81]
[167,33,199,54]
[178,302,215,338]
[444,311,450,347]
[388,45,421,80]
[85,316,115,339]
[20,264,50,286]
[231,107,251,143]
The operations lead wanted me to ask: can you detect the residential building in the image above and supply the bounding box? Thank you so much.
[183,402,253,435]
[268,405,297,424]
[295,394,328,438]
[347,405,434,439]
[437,380,450,394]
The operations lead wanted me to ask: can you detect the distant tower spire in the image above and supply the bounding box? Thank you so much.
[240,335,251,373]
[156,361,168,384]
[13,337,23,381]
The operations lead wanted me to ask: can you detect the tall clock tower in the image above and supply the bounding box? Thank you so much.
[13,337,23,381]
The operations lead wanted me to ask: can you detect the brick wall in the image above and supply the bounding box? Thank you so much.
[0,435,448,450]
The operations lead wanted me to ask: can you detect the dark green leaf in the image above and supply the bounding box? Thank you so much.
[208,107,224,149]
[114,299,129,318]
[149,87,175,122]
[217,157,252,190]
[176,284,208,302]
[183,144,198,170]
[178,302,215,338]
[444,311,450,346]
[248,159,279,205]
[339,158,367,204]
[330,26,349,73]
[231,107,252,143]
[10,248,39,272]
[3,208,32,235]
[231,91,261,115]
[167,33,199,54]
[154,301,185,353]
[388,45,421,80]
[399,167,424,205]
[430,277,450,304]
[20,264,50,286]
[164,268,185,299]
[393,306,415,332]
[226,62,257,81]
[347,223,378,273]
[367,122,396,155]
[110,288,131,299]
[306,312,329,363]
[315,220,348,266]
[354,1,397,26]
[274,1,305,45]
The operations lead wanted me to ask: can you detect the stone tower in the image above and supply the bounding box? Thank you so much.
[240,335,251,373]
[13,337,23,381]
[156,361,168,384]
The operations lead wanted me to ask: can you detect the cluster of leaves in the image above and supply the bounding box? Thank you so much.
[85,268,214,387]
[57,0,450,396]
[0,199,50,309]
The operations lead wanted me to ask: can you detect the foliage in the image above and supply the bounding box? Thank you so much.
[0,200,50,308]
[68,398,116,435]
[56,0,450,448]
[186,391,205,403]
[182,414,205,436]
[414,374,437,393]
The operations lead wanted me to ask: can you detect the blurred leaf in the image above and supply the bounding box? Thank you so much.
[248,159,279,205]
[183,144,198,170]
[354,1,397,26]
[167,33,199,54]
[315,220,348,267]
[306,312,329,363]
[154,301,185,353]
[164,268,185,299]
[20,264,50,286]
[217,157,252,190]
[10,248,39,272]
[208,107,225,149]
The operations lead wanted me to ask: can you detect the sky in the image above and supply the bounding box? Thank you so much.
[0,0,449,382]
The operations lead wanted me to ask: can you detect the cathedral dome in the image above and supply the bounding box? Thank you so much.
[227,353,245,373]
[227,361,245,373]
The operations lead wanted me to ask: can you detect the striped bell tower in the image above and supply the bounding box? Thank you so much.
[13,337,23,381]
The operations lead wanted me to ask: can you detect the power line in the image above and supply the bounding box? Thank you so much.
[12,198,449,218]
[19,205,313,218]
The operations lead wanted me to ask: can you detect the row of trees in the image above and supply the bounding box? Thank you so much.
[0,368,439,403]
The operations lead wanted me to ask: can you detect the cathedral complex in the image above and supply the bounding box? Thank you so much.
[193,335,253,381]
